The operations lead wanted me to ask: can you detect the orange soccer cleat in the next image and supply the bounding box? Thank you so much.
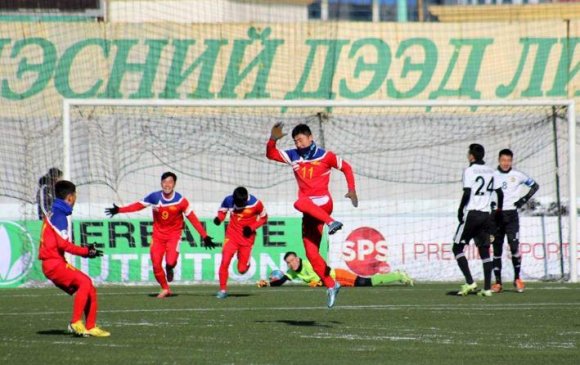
[491,283,503,293]
[514,278,525,293]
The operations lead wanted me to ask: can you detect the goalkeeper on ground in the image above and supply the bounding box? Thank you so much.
[257,251,414,288]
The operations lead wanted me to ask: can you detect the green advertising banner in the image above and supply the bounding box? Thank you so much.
[0,21,578,119]
[0,218,326,288]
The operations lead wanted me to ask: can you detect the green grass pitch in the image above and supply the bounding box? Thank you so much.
[0,283,578,364]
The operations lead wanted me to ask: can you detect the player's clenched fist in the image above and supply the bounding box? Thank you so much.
[270,122,286,141]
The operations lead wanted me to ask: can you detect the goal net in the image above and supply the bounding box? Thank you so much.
[58,99,576,284]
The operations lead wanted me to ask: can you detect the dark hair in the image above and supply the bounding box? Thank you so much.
[161,171,177,182]
[291,124,312,138]
[54,180,76,200]
[469,144,485,161]
[498,148,513,158]
[283,251,297,260]
[233,186,248,207]
[48,167,63,180]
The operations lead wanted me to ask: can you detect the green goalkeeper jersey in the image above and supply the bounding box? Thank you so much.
[286,260,336,284]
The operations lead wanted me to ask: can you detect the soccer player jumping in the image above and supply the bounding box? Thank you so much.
[105,172,217,298]
[492,149,539,293]
[214,186,268,299]
[39,180,109,337]
[266,122,358,308]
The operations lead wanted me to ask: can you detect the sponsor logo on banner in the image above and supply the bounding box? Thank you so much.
[0,221,35,287]
[342,227,390,277]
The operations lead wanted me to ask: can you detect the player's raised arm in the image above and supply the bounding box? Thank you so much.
[266,122,290,164]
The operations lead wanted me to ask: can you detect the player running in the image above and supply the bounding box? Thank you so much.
[39,180,109,337]
[266,122,358,308]
[453,144,503,297]
[214,186,268,299]
[105,171,217,298]
[257,251,414,288]
[492,149,539,293]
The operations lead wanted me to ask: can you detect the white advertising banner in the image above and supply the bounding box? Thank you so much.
[329,216,571,282]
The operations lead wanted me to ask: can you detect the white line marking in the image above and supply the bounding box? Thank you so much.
[0,302,578,316]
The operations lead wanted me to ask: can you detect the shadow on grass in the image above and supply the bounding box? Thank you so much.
[222,293,251,298]
[145,293,252,298]
[256,320,341,328]
[37,329,70,336]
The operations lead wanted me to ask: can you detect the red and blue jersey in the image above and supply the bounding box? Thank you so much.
[118,191,207,240]
[266,139,355,199]
[215,194,267,246]
[39,198,88,262]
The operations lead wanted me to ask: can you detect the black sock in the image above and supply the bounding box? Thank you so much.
[483,260,493,290]
[512,256,521,280]
[457,256,473,284]
[493,258,502,284]
[453,244,473,284]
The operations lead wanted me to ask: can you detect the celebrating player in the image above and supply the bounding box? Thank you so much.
[214,186,268,299]
[266,122,358,308]
[39,180,109,337]
[105,171,217,298]
[257,251,414,288]
[492,149,539,293]
[453,144,503,297]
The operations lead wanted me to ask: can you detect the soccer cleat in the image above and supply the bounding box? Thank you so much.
[457,282,478,296]
[216,290,228,299]
[514,278,525,293]
[327,221,343,235]
[166,266,174,283]
[156,289,173,298]
[86,326,111,337]
[477,289,493,297]
[491,283,503,293]
[399,271,414,287]
[68,320,88,337]
[326,282,341,308]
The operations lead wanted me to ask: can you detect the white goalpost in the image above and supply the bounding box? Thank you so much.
[62,98,577,283]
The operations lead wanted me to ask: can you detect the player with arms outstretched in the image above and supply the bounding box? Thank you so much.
[213,186,268,299]
[453,144,503,297]
[492,149,539,293]
[39,180,109,337]
[257,251,413,288]
[105,172,217,298]
[266,123,358,308]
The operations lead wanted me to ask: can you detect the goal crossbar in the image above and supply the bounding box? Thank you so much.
[62,98,577,282]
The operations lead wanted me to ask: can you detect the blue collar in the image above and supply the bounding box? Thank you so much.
[297,142,317,160]
[52,198,73,216]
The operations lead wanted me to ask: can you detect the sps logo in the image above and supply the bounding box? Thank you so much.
[342,227,390,277]
[0,221,35,287]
